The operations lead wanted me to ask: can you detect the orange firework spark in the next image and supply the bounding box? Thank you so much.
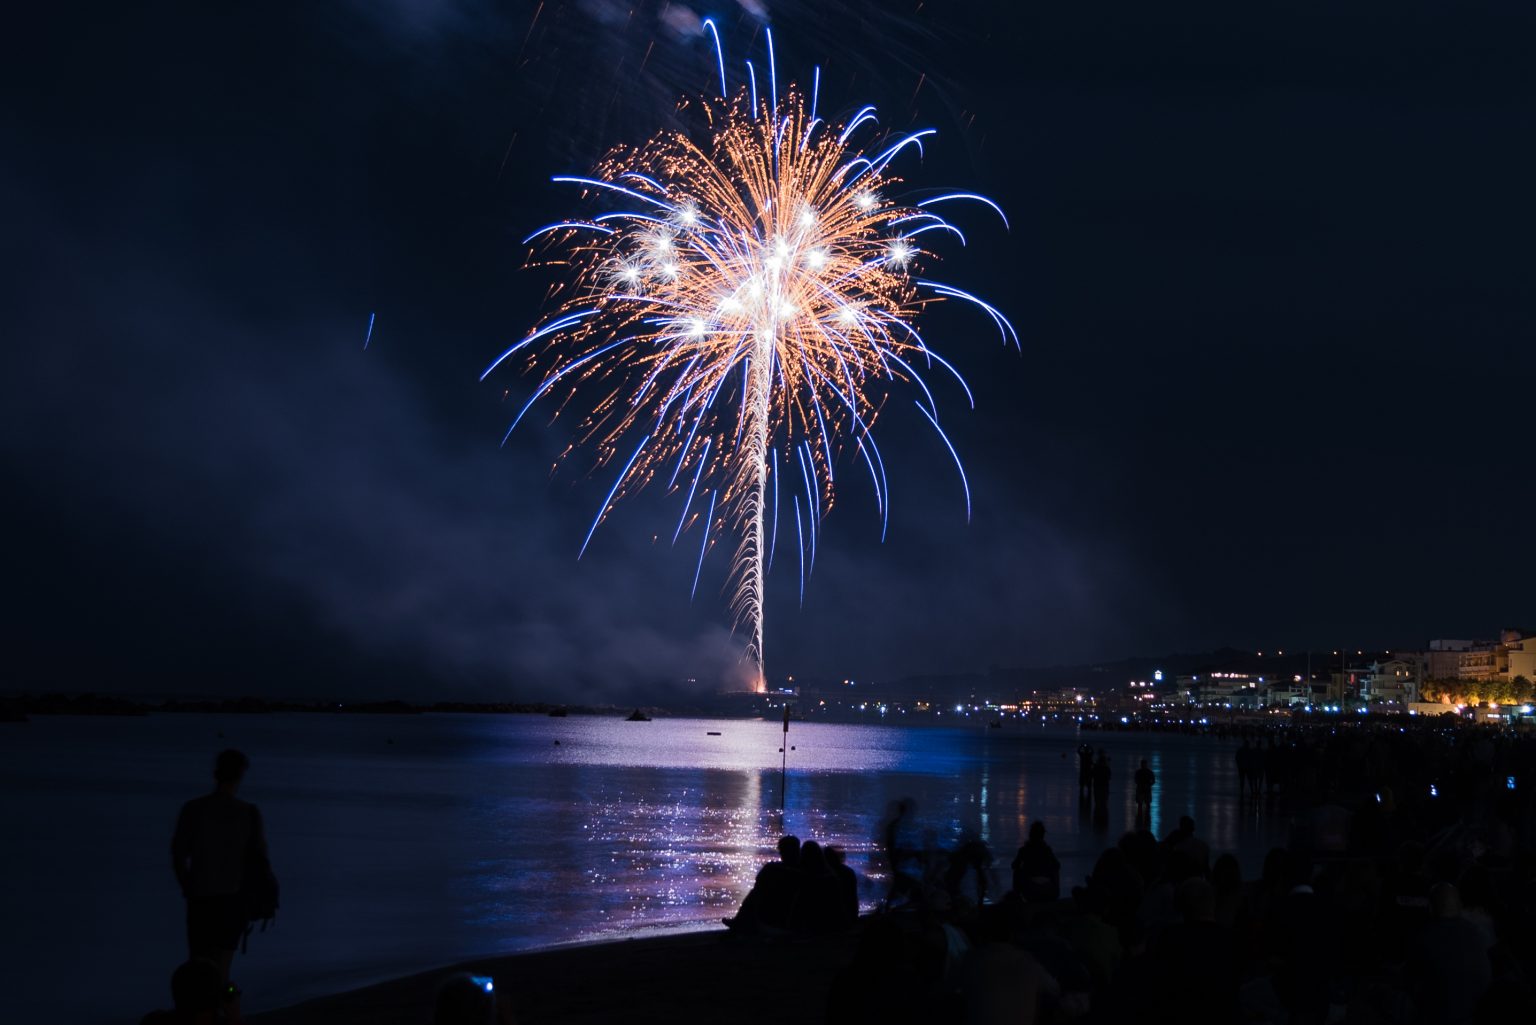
[487,31,1014,690]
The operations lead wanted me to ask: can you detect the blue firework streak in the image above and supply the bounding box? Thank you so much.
[489,26,1015,689]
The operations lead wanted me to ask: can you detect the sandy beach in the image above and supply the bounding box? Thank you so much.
[247,927,859,1025]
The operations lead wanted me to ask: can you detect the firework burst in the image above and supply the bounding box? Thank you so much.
[488,27,1016,691]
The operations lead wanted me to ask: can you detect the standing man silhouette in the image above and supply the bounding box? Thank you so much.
[1077,743,1095,800]
[172,749,271,985]
[1134,759,1156,820]
[1091,750,1112,806]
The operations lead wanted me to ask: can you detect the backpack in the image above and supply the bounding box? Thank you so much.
[239,806,279,951]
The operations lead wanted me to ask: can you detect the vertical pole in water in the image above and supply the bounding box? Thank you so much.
[780,702,789,811]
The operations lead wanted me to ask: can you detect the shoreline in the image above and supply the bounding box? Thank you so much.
[246,925,860,1025]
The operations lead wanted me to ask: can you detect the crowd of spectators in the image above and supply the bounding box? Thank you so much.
[724,834,860,936]
[822,723,1536,1024]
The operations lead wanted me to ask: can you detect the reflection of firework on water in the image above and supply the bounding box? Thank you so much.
[490,26,1015,690]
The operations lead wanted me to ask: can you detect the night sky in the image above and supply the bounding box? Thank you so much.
[5,2,1533,700]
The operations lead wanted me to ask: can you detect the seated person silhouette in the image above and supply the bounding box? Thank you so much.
[724,835,801,933]
[825,845,860,929]
[791,840,847,934]
[1011,822,1060,903]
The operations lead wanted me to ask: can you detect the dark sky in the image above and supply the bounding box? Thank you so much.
[5,1,1533,700]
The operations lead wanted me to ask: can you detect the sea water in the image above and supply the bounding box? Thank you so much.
[0,713,1290,1022]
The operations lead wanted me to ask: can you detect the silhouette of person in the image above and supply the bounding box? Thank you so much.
[1249,740,1268,801]
[1236,739,1253,801]
[1133,759,1155,817]
[792,840,843,934]
[825,845,860,929]
[1271,852,1334,1024]
[1211,853,1244,928]
[1141,878,1239,1025]
[957,909,1060,1025]
[1010,821,1060,903]
[825,916,924,1023]
[171,749,271,985]
[725,835,801,932]
[1077,743,1094,799]
[1091,751,1111,804]
[1263,738,1281,798]
[1164,815,1210,874]
[943,837,994,910]
[882,798,921,907]
[1407,883,1492,1025]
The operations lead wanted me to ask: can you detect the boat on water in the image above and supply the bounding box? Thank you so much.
[625,708,651,722]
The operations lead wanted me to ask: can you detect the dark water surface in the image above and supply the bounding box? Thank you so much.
[0,713,1290,1022]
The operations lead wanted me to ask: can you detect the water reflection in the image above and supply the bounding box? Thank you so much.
[2,713,1295,1022]
[455,716,1292,951]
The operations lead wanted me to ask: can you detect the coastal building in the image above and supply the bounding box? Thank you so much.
[1427,639,1475,681]
[1460,648,1501,681]
[1172,670,1275,708]
[1328,658,1387,706]
[1362,657,1423,710]
[1276,676,1312,707]
[1171,674,1199,704]
[1427,637,1505,682]
[1507,635,1536,683]
[1201,673,1249,706]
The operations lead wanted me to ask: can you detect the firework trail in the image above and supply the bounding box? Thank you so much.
[488,26,1015,691]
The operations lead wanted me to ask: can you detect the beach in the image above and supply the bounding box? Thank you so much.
[247,928,858,1025]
